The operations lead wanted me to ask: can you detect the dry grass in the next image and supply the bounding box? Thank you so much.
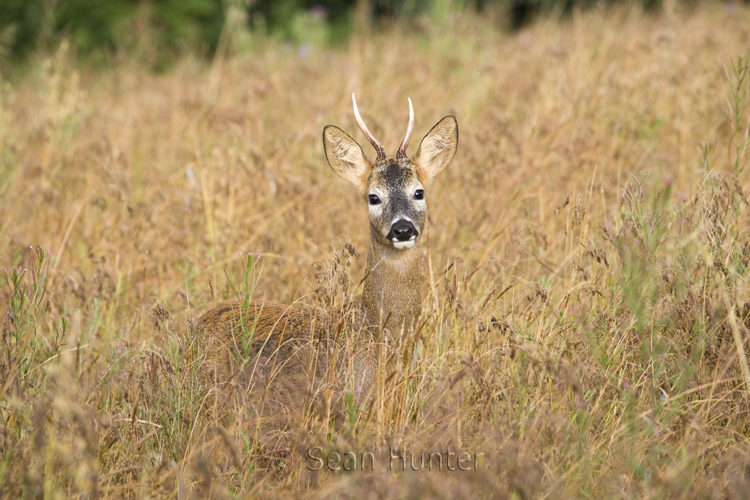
[2,3,750,498]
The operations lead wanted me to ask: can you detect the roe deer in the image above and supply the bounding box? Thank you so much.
[198,94,458,417]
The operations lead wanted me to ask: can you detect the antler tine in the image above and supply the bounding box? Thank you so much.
[397,98,414,159]
[352,93,386,161]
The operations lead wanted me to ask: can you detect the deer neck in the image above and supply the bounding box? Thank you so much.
[360,232,422,337]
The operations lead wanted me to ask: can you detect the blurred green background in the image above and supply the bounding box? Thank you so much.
[0,0,709,68]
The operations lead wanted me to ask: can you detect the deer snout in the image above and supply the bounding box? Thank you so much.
[388,219,419,249]
[392,221,416,240]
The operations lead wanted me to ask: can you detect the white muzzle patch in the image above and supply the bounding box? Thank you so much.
[392,238,416,250]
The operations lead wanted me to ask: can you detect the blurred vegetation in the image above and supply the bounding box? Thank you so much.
[0,0,696,67]
[0,0,226,64]
[1,1,750,497]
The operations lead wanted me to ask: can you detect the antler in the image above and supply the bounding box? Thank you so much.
[396,98,414,159]
[352,94,386,161]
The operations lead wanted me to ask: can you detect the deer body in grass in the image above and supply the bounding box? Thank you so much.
[198,95,458,409]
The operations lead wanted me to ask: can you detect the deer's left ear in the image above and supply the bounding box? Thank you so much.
[412,116,458,187]
[324,125,373,196]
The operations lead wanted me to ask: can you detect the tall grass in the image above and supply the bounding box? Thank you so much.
[2,3,750,498]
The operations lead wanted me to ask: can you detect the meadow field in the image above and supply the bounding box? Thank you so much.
[2,2,750,498]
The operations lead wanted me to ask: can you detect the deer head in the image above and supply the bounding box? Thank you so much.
[323,94,458,251]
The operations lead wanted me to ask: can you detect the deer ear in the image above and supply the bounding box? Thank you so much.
[324,125,372,195]
[412,116,458,186]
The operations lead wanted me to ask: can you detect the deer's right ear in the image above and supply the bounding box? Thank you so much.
[324,125,372,195]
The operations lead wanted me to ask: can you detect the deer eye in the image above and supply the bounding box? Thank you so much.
[368,194,381,205]
[414,189,424,200]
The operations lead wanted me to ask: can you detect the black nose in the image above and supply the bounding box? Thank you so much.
[390,220,417,241]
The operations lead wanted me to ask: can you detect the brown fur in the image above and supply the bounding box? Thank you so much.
[198,299,371,413]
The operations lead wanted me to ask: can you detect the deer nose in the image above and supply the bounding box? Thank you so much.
[391,220,418,241]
